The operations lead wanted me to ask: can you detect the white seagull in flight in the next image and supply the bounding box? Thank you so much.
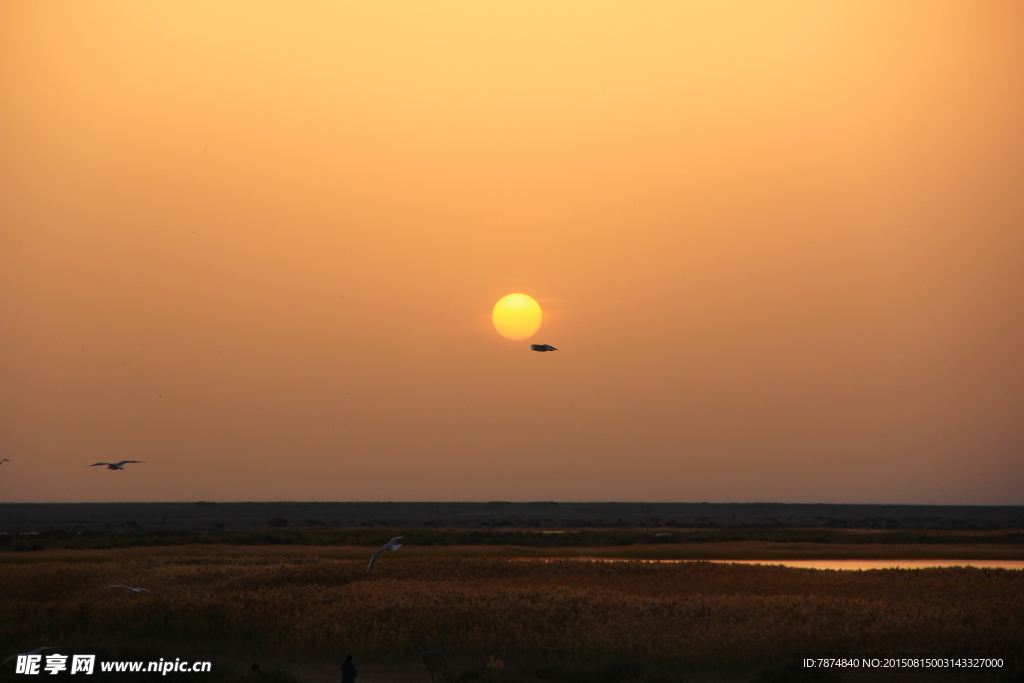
[530,344,558,352]
[367,536,404,572]
[90,461,143,470]
[2,648,57,668]
[106,585,152,595]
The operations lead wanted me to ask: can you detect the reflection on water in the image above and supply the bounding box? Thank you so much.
[709,559,1024,571]
[520,558,1024,570]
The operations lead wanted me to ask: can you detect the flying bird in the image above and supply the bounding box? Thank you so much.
[367,536,404,572]
[106,585,152,594]
[89,461,143,470]
[0,459,9,465]
[530,344,558,352]
[2,648,57,668]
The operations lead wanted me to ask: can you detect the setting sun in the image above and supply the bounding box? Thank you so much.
[492,293,542,340]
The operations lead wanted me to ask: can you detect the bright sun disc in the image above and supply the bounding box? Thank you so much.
[492,293,542,340]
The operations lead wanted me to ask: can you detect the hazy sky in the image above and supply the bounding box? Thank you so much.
[2,1,1022,504]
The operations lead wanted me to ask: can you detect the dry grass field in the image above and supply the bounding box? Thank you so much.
[2,545,1022,682]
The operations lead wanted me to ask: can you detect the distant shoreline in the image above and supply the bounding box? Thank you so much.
[1,501,1022,535]
[3,541,1024,567]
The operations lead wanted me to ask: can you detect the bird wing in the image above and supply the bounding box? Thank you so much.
[106,585,129,589]
[90,463,111,467]
[366,547,387,572]
[388,536,405,546]
[117,461,143,465]
[3,648,54,666]
[391,544,402,551]
[135,588,152,593]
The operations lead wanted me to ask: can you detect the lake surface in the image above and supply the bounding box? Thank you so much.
[521,558,1024,570]
[711,559,1024,571]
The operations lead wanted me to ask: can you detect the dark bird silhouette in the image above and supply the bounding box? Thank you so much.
[90,461,143,470]
[530,344,558,352]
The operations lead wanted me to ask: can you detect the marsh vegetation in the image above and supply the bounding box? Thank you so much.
[2,546,1022,681]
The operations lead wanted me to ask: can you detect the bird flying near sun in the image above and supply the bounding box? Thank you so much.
[492,293,542,340]
[90,461,143,470]
[531,344,558,352]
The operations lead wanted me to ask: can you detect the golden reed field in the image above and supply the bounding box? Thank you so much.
[3,546,1023,682]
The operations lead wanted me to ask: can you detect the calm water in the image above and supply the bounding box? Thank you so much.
[710,559,1024,571]
[546,558,1024,570]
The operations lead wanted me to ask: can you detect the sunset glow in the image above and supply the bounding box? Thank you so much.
[1,1,1022,504]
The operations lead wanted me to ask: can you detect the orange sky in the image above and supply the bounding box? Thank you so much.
[2,1,1022,504]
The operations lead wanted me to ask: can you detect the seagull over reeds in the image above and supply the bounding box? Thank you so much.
[2,647,57,667]
[106,585,152,594]
[90,461,143,470]
[367,536,404,572]
[530,344,558,352]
